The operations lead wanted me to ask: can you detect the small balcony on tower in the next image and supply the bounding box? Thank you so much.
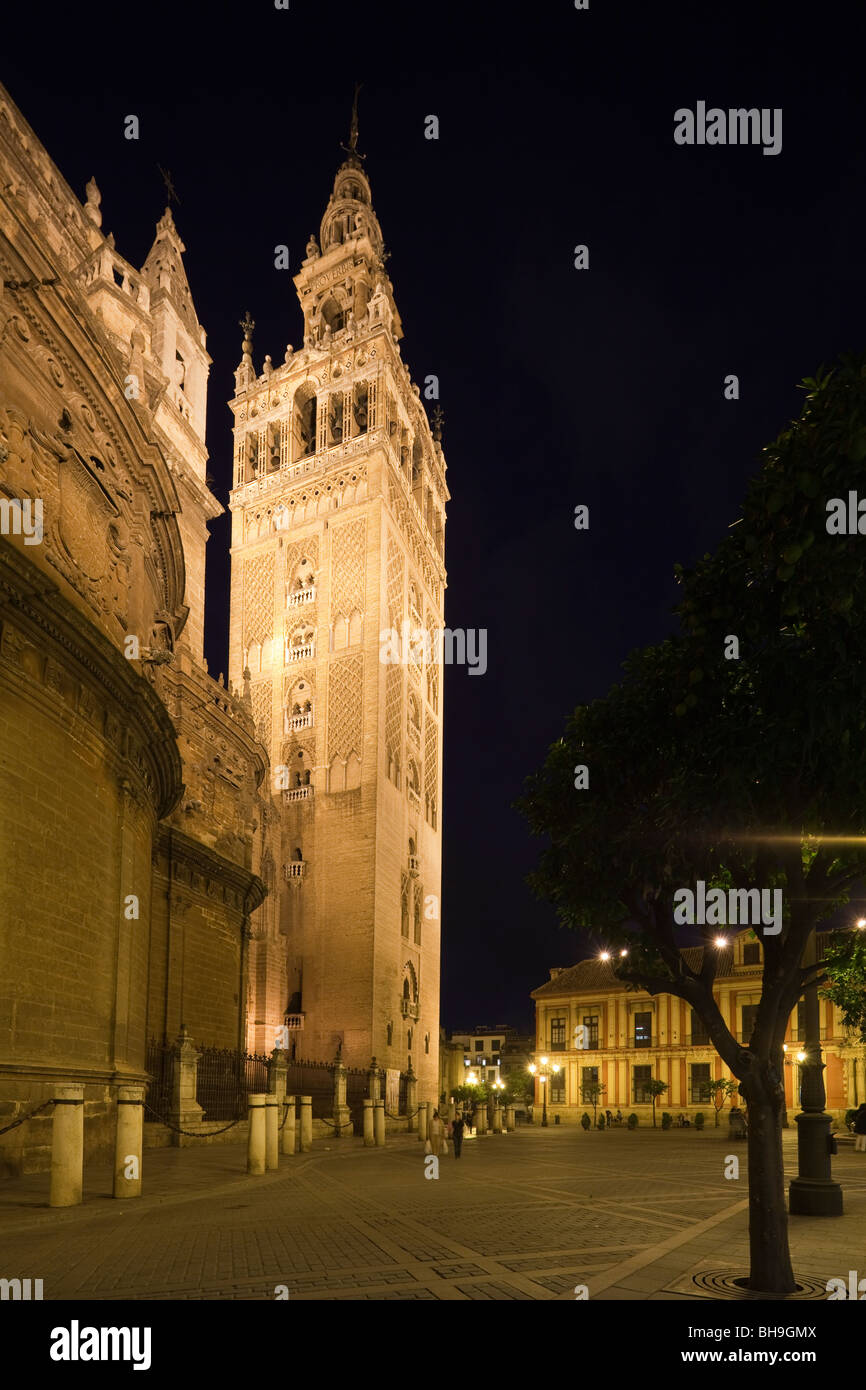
[283,785,314,804]
[286,631,316,664]
[283,852,307,881]
[287,584,317,608]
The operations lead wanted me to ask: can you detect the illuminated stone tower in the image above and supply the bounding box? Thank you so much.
[228,109,447,1102]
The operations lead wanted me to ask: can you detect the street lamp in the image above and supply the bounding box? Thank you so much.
[529,1058,560,1127]
[789,926,843,1215]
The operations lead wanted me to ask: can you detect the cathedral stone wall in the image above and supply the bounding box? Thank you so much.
[0,84,270,1174]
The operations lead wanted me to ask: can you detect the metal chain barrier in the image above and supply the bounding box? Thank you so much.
[143,1101,243,1137]
[0,1099,54,1136]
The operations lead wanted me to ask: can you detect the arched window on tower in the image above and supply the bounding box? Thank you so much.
[401,876,409,938]
[321,295,345,333]
[352,381,369,436]
[328,393,344,446]
[414,890,422,946]
[293,388,317,461]
[408,691,421,738]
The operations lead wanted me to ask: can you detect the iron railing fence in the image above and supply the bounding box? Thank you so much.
[196,1046,270,1121]
[346,1066,372,1132]
[144,1039,175,1122]
[286,1058,333,1118]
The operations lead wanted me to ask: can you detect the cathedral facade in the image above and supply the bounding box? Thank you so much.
[0,84,274,1174]
[0,85,445,1171]
[229,132,447,1104]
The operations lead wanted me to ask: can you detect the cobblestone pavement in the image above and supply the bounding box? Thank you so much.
[1,1127,863,1300]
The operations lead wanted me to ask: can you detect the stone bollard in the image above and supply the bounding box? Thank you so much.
[332,1062,351,1137]
[417,1101,428,1142]
[247,1094,267,1174]
[113,1084,145,1199]
[50,1084,84,1207]
[281,1095,297,1156]
[299,1095,313,1152]
[505,1105,515,1132]
[374,1099,386,1146]
[406,1066,418,1134]
[265,1095,279,1170]
[493,1104,503,1134]
[361,1100,375,1145]
[476,1104,487,1136]
[368,1057,380,1103]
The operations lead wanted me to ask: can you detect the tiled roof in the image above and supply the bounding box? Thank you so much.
[532,943,735,997]
[532,928,836,999]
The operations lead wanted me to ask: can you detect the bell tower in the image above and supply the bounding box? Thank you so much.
[227,99,447,1105]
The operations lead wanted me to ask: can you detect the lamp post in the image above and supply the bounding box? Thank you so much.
[528,1057,560,1127]
[788,928,843,1215]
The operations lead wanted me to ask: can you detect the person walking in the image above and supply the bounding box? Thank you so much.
[854,1103,866,1152]
[428,1108,445,1156]
[605,1109,613,1127]
[452,1114,465,1159]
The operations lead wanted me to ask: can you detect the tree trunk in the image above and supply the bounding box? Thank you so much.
[741,1063,796,1294]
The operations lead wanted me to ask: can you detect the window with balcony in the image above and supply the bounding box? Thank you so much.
[690,1009,710,1046]
[580,1066,599,1104]
[741,1004,759,1045]
[287,559,316,607]
[633,1065,653,1104]
[550,1018,566,1051]
[690,1063,713,1103]
[633,1012,652,1048]
[286,627,315,663]
[407,838,420,877]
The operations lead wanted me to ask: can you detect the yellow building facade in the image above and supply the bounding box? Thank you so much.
[531,930,865,1125]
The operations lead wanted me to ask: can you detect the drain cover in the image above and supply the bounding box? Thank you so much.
[691,1269,828,1300]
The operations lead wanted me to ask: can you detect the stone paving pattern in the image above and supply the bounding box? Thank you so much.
[1,1128,863,1300]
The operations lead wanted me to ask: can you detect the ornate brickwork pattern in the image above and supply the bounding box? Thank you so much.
[386,665,403,779]
[425,715,438,823]
[284,536,319,586]
[328,654,363,760]
[386,534,404,629]
[243,551,275,645]
[330,517,366,618]
[251,680,273,750]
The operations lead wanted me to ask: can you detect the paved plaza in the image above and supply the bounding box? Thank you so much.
[1,1126,864,1300]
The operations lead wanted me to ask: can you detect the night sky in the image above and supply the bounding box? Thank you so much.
[7,2,866,1033]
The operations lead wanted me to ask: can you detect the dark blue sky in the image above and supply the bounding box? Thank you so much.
[7,0,866,1032]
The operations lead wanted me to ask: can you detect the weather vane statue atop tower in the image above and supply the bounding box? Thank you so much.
[340,84,364,165]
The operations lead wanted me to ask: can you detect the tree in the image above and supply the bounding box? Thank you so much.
[708,1078,739,1126]
[644,1079,668,1128]
[499,1068,533,1105]
[518,354,866,1295]
[583,1080,606,1126]
[821,929,866,1042]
